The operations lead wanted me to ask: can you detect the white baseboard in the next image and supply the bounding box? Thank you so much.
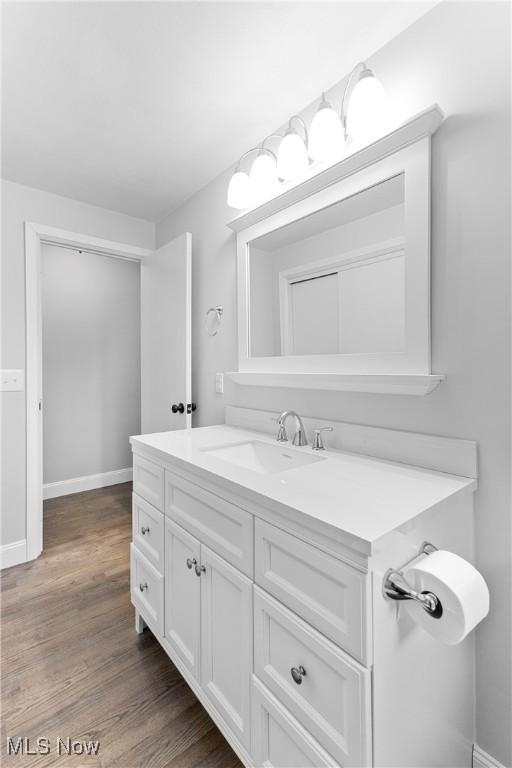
[43,468,133,500]
[0,539,27,570]
[473,745,507,768]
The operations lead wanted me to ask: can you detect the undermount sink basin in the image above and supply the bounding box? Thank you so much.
[202,439,326,475]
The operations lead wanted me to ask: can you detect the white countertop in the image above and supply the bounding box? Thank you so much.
[130,425,476,554]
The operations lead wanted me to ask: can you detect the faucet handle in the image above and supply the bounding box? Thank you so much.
[276,422,288,442]
[312,426,333,451]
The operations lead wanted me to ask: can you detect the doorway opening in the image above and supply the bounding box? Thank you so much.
[25,224,152,562]
[41,242,141,501]
[25,225,192,563]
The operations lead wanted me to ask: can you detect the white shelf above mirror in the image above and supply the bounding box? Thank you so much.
[228,105,445,396]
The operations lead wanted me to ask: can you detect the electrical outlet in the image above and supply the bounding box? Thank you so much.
[215,372,224,394]
[1,369,25,391]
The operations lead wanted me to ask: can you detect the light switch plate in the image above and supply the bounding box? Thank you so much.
[215,372,224,394]
[1,369,25,391]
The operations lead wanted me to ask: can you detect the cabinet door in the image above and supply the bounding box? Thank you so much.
[164,518,201,679]
[200,546,253,750]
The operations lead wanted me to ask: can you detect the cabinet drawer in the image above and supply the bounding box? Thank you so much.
[252,677,337,768]
[133,454,164,511]
[132,493,164,572]
[130,544,164,637]
[255,519,368,663]
[254,587,371,768]
[164,470,253,577]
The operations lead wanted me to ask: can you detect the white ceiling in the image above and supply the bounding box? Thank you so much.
[1,1,436,222]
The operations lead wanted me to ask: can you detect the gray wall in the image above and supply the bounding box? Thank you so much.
[156,3,511,762]
[42,245,140,484]
[0,180,154,546]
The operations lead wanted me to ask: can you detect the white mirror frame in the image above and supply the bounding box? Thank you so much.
[227,105,445,395]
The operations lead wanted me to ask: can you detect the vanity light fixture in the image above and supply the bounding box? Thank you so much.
[308,92,344,162]
[342,62,389,147]
[227,146,265,209]
[227,166,252,210]
[226,62,389,209]
[249,134,282,204]
[276,116,309,180]
[250,149,279,203]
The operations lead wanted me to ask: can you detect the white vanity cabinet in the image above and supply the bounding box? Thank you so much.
[130,423,477,768]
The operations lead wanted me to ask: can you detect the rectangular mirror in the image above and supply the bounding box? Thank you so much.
[249,174,405,358]
[230,121,442,390]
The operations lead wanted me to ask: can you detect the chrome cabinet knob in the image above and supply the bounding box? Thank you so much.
[141,526,150,535]
[139,582,148,592]
[195,564,206,577]
[290,665,306,685]
[186,557,197,569]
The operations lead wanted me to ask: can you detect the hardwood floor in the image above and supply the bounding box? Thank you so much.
[1,483,243,768]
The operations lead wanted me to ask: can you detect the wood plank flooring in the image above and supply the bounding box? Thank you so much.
[1,483,243,768]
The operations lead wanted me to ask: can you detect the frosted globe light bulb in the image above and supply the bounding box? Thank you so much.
[309,95,344,163]
[345,72,389,148]
[250,151,279,203]
[277,129,309,181]
[227,169,251,209]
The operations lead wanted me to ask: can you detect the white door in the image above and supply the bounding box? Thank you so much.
[141,232,192,433]
[200,546,253,750]
[164,518,201,679]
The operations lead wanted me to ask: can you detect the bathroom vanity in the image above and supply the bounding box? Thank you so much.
[130,408,478,767]
[129,105,483,766]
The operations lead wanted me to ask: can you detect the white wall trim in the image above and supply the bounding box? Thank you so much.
[0,539,28,570]
[25,222,151,563]
[30,223,151,261]
[43,468,133,500]
[473,745,507,768]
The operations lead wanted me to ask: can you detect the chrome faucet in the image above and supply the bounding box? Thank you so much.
[276,410,308,447]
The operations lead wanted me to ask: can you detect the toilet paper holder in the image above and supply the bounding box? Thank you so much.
[383,541,443,618]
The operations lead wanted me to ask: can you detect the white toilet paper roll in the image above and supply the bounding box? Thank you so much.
[403,550,489,645]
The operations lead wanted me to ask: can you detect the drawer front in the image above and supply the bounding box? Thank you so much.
[254,587,371,768]
[252,677,337,768]
[132,493,164,571]
[130,544,164,637]
[255,519,368,663]
[133,454,164,511]
[164,470,253,577]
